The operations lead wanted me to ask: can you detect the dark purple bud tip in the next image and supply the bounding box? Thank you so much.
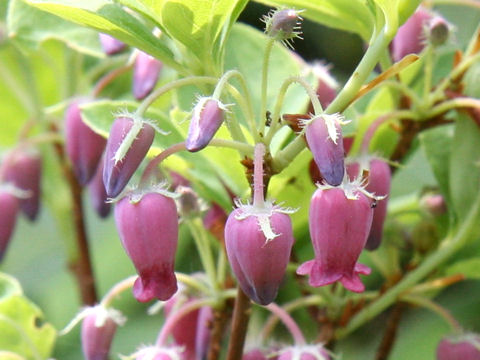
[81,306,125,360]
[428,17,450,47]
[133,51,163,100]
[278,345,331,360]
[297,181,375,292]
[264,9,303,41]
[88,159,111,218]
[225,201,295,305]
[99,33,126,55]
[3,148,42,221]
[186,98,226,152]
[437,333,480,360]
[304,114,346,186]
[65,100,107,186]
[0,186,20,261]
[115,189,179,302]
[103,117,155,198]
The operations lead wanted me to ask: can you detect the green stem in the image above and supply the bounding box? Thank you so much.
[335,190,480,339]
[423,46,434,105]
[427,97,480,118]
[259,39,276,136]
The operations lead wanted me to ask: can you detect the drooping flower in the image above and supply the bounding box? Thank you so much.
[0,185,20,261]
[114,186,178,302]
[131,345,185,360]
[186,98,227,152]
[103,117,155,198]
[81,305,125,360]
[347,157,391,250]
[65,99,106,186]
[99,33,126,55]
[3,148,42,221]
[278,345,330,360]
[437,333,480,360]
[133,51,163,100]
[88,158,111,218]
[297,179,374,292]
[303,114,347,186]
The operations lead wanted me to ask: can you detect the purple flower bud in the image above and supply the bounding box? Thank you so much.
[297,185,373,292]
[437,333,480,360]
[88,159,111,218]
[133,51,163,100]
[304,114,345,186]
[420,193,447,216]
[391,8,432,62]
[103,117,155,197]
[81,306,122,360]
[195,306,213,360]
[186,98,226,152]
[99,33,126,55]
[0,188,19,261]
[428,16,450,47]
[3,149,42,221]
[265,9,303,40]
[133,346,184,360]
[347,158,391,250]
[243,348,268,360]
[115,190,178,302]
[65,100,107,186]
[278,345,330,360]
[225,206,294,305]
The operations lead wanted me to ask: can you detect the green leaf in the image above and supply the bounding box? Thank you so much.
[7,0,103,57]
[0,273,56,360]
[398,0,422,25]
[253,0,375,40]
[445,258,480,280]
[372,0,399,37]
[119,0,249,73]
[449,113,480,221]
[419,125,454,204]
[23,0,183,72]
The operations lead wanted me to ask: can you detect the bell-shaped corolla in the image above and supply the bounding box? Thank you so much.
[65,100,107,186]
[297,182,373,293]
[115,189,178,302]
[437,333,480,360]
[88,158,111,218]
[133,51,163,100]
[225,201,295,305]
[0,187,19,261]
[186,98,226,152]
[99,34,126,55]
[278,345,330,360]
[103,117,155,198]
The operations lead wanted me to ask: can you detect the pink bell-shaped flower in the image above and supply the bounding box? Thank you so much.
[88,159,111,218]
[132,346,185,360]
[304,114,346,186]
[3,148,42,221]
[114,187,178,302]
[297,179,374,292]
[391,8,432,62]
[81,305,125,360]
[278,345,330,360]
[133,51,163,100]
[225,144,295,305]
[103,117,155,197]
[347,157,391,250]
[243,348,269,360]
[186,97,227,152]
[65,99,107,186]
[0,185,20,261]
[99,33,126,55]
[437,333,480,360]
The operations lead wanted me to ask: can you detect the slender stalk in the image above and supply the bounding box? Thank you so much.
[335,190,480,339]
[263,303,306,345]
[427,97,480,119]
[100,276,137,307]
[92,63,133,97]
[259,39,276,136]
[253,143,266,207]
[226,288,252,360]
[375,303,406,360]
[423,46,434,105]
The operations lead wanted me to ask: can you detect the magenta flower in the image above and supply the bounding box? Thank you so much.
[103,117,155,197]
[132,346,185,360]
[278,345,330,360]
[297,181,373,292]
[3,149,42,221]
[133,51,163,100]
[88,159,111,218]
[225,203,295,305]
[437,333,480,360]
[114,188,178,302]
[65,100,106,186]
[304,114,346,186]
[186,98,227,152]
[347,157,391,250]
[99,33,126,55]
[81,306,124,360]
[0,186,19,261]
[391,8,432,62]
[243,348,268,360]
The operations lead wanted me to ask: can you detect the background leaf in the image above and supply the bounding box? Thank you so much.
[445,258,480,280]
